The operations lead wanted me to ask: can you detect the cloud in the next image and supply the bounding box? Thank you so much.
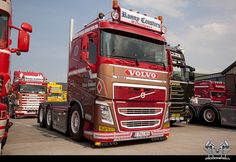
[167,15,236,74]
[121,0,188,18]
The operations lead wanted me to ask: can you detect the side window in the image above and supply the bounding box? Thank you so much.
[88,38,97,64]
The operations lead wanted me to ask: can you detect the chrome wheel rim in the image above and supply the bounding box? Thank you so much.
[203,109,215,123]
[71,111,80,134]
[47,110,52,126]
[39,108,43,123]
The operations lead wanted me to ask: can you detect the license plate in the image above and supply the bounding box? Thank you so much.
[133,131,151,138]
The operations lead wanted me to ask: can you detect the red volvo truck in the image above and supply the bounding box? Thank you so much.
[189,80,236,126]
[0,0,32,150]
[10,71,48,118]
[38,0,173,147]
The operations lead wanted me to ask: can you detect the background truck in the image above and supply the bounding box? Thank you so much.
[47,82,67,102]
[0,0,32,150]
[9,71,47,118]
[166,44,195,124]
[38,0,173,147]
[189,80,236,126]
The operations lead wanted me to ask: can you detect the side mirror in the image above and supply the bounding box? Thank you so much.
[0,74,10,96]
[21,22,32,33]
[190,67,195,72]
[10,22,32,53]
[18,30,30,52]
[48,86,52,94]
[81,35,88,51]
[189,72,195,82]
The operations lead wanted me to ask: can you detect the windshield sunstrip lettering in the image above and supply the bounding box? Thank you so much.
[120,8,161,32]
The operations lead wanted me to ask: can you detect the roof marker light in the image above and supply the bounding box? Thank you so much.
[157,16,163,23]
[112,0,119,9]
[111,10,119,20]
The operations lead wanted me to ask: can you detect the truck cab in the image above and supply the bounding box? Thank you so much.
[47,82,66,102]
[166,44,195,124]
[10,71,48,118]
[38,0,173,146]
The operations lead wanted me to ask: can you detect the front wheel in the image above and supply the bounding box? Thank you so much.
[38,106,45,128]
[68,104,84,141]
[186,106,195,124]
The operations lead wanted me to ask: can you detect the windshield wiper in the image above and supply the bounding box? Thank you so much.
[141,60,166,70]
[110,55,139,66]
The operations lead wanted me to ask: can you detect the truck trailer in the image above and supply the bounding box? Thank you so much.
[38,0,173,147]
[0,0,32,150]
[189,80,236,127]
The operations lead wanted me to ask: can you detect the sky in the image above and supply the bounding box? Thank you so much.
[10,0,236,82]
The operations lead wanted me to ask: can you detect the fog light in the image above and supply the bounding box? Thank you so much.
[99,125,115,132]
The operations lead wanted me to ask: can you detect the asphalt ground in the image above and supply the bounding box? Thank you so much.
[1,118,236,155]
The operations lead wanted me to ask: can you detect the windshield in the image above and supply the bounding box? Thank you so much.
[211,92,225,98]
[101,30,167,67]
[0,12,9,49]
[172,66,185,81]
[51,87,61,91]
[19,85,47,94]
[49,93,62,98]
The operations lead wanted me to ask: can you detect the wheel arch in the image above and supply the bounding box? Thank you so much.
[69,99,84,119]
[188,104,198,118]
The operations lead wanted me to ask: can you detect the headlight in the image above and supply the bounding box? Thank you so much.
[164,103,170,123]
[100,105,114,125]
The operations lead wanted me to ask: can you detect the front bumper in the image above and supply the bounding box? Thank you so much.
[84,128,170,142]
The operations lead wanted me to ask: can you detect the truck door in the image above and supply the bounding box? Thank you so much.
[81,32,98,120]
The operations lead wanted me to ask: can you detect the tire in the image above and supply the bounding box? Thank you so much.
[68,104,84,141]
[186,106,196,124]
[38,105,46,128]
[46,107,53,130]
[201,108,219,126]
[170,120,176,126]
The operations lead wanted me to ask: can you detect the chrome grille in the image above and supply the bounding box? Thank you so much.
[21,95,45,111]
[118,107,162,116]
[170,83,185,113]
[121,120,160,129]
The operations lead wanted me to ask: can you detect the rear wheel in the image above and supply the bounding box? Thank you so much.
[201,108,219,126]
[46,107,53,130]
[68,104,84,141]
[38,106,45,128]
